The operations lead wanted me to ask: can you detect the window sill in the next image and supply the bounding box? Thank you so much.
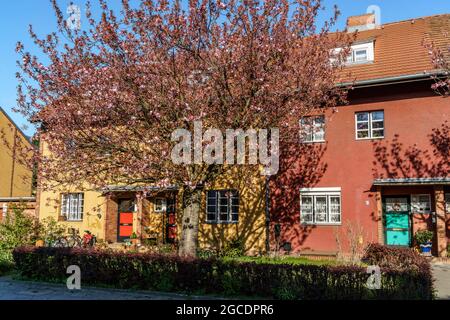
[301,222,342,226]
[66,220,83,222]
[205,221,239,225]
[355,137,384,141]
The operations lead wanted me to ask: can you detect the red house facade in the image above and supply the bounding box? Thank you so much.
[270,13,450,257]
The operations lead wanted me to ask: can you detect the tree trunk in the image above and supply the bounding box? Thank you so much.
[178,188,202,257]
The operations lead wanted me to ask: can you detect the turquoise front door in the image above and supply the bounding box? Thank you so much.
[384,197,411,246]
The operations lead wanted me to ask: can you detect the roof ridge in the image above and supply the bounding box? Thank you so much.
[377,13,450,28]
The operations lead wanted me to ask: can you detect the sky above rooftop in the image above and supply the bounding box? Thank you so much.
[1,0,449,137]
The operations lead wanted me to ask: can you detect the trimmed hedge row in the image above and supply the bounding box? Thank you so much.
[13,246,433,300]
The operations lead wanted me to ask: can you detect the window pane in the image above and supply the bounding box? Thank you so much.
[372,121,384,129]
[356,113,369,122]
[386,198,408,212]
[300,196,313,223]
[330,214,341,223]
[354,49,367,61]
[300,117,313,142]
[219,213,228,221]
[357,131,369,139]
[357,122,369,130]
[313,116,325,141]
[315,196,327,223]
[371,111,384,121]
[372,130,384,138]
[412,195,431,213]
[301,196,313,213]
[329,196,341,214]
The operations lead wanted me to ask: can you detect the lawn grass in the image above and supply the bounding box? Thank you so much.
[223,255,338,266]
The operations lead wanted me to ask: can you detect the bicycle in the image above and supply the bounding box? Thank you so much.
[82,230,97,248]
[52,228,82,248]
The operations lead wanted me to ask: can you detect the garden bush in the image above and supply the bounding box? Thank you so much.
[362,243,431,272]
[0,204,41,263]
[13,246,433,299]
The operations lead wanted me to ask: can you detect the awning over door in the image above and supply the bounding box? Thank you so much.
[373,178,450,186]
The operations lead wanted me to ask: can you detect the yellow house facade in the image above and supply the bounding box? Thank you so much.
[0,107,33,198]
[37,138,268,254]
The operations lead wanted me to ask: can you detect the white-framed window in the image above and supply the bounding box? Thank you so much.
[445,194,450,213]
[331,41,374,66]
[300,115,325,143]
[206,190,239,223]
[411,194,431,214]
[154,198,167,213]
[61,193,84,221]
[300,188,341,225]
[355,110,384,139]
[385,198,409,212]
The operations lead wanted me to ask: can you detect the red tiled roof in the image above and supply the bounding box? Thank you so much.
[341,14,450,84]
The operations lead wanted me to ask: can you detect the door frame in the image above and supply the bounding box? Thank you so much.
[382,195,412,247]
[117,198,135,243]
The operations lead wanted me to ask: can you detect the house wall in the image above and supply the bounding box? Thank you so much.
[38,162,268,253]
[0,109,33,197]
[195,166,267,255]
[38,188,107,239]
[270,81,449,255]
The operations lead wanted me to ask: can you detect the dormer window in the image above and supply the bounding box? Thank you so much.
[332,41,374,65]
[346,42,374,64]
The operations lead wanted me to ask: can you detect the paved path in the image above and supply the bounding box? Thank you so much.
[432,263,450,300]
[0,276,216,300]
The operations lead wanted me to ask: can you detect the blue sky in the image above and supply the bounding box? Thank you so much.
[1,0,449,136]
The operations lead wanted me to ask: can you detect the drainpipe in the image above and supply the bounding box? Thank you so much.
[265,176,271,253]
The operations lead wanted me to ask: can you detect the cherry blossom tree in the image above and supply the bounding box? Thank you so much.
[424,31,450,96]
[14,0,351,256]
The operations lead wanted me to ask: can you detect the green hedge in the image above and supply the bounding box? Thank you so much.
[13,246,433,299]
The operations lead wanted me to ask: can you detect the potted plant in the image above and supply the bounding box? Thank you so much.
[130,232,139,245]
[414,230,433,256]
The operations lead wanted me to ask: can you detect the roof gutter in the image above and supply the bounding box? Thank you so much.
[337,71,442,88]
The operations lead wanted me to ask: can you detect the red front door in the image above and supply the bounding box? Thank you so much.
[118,199,135,242]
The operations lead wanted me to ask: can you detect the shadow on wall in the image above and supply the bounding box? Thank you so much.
[198,165,267,255]
[371,121,449,180]
[370,121,450,242]
[269,141,328,253]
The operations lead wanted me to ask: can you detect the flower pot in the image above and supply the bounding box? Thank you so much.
[131,238,140,245]
[420,242,432,256]
[35,239,45,247]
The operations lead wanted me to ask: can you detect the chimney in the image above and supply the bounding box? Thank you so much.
[347,13,377,32]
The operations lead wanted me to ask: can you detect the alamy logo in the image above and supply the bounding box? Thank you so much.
[171,121,279,175]
[66,265,81,290]
[366,265,381,290]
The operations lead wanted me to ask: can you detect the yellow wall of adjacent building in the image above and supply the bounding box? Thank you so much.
[0,108,33,197]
